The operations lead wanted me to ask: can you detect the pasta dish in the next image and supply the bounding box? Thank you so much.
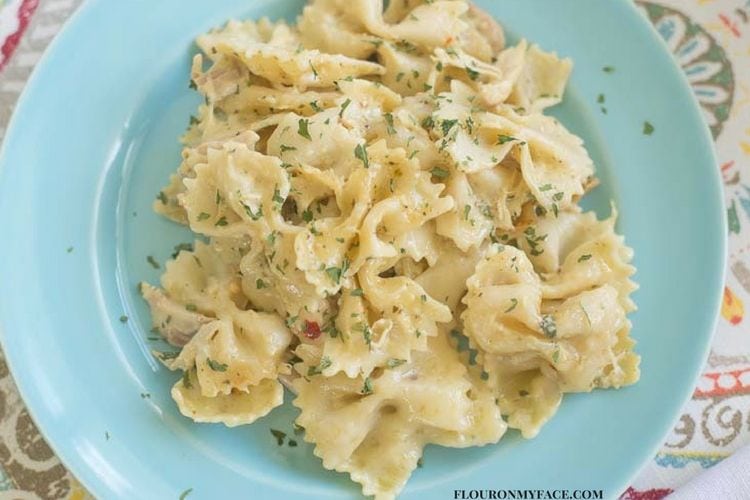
[140,1,639,497]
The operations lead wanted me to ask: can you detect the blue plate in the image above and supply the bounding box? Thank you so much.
[0,0,725,498]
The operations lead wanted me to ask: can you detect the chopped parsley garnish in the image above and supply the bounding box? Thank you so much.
[256,279,268,289]
[309,100,322,112]
[197,212,211,221]
[214,216,228,227]
[181,370,192,389]
[497,134,517,145]
[384,113,396,135]
[215,190,222,205]
[66,246,74,253]
[171,242,193,259]
[325,266,342,283]
[185,304,197,312]
[539,184,553,192]
[297,118,312,140]
[463,204,471,221]
[578,254,592,263]
[270,428,286,446]
[280,144,297,153]
[157,191,168,205]
[288,439,298,447]
[119,315,128,323]
[339,98,351,118]
[417,457,424,468]
[242,203,263,220]
[188,79,197,90]
[441,119,459,136]
[302,209,313,222]
[207,358,228,372]
[597,93,605,104]
[436,61,444,72]
[465,66,480,81]
[552,349,560,363]
[361,377,374,395]
[307,356,332,376]
[156,351,179,361]
[146,255,161,269]
[643,121,654,135]
[523,226,547,256]
[504,298,518,313]
[540,315,557,338]
[272,186,285,205]
[293,423,305,435]
[189,115,199,126]
[552,192,564,202]
[350,288,364,297]
[603,66,615,73]
[430,167,449,179]
[421,116,434,129]
[354,143,369,168]
[387,358,407,369]
[179,488,193,500]
[309,61,319,79]
[519,390,529,397]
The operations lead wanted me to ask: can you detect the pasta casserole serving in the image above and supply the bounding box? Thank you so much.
[141,1,639,497]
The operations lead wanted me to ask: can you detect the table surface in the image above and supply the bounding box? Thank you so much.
[0,0,748,498]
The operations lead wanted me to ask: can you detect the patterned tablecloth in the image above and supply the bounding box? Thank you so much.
[0,0,748,498]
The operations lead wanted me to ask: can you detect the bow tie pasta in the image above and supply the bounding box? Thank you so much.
[141,1,639,498]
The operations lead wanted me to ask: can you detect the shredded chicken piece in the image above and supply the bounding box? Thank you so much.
[140,283,213,347]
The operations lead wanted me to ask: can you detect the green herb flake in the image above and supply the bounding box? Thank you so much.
[540,315,557,338]
[497,134,517,145]
[288,439,298,447]
[157,191,168,205]
[179,488,193,500]
[188,79,197,90]
[603,66,615,73]
[350,288,364,297]
[302,209,313,222]
[597,93,605,104]
[578,254,592,263]
[463,204,471,220]
[309,100,322,112]
[207,358,228,372]
[293,423,305,435]
[504,298,518,313]
[119,315,129,323]
[384,113,397,135]
[197,212,211,221]
[146,255,161,269]
[465,66,480,81]
[256,278,268,289]
[354,143,369,168]
[280,144,297,153]
[171,242,193,259]
[181,370,192,389]
[185,303,197,312]
[325,266,342,284]
[214,216,228,227]
[339,98,351,118]
[441,119,458,136]
[386,358,407,369]
[297,118,312,140]
[519,390,529,397]
[552,349,560,363]
[552,192,564,202]
[417,457,424,468]
[66,246,74,253]
[539,184,553,192]
[643,121,655,135]
[430,167,449,179]
[270,428,286,446]
[361,376,374,395]
[307,356,332,376]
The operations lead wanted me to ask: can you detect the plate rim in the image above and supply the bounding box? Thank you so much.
[0,0,727,498]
